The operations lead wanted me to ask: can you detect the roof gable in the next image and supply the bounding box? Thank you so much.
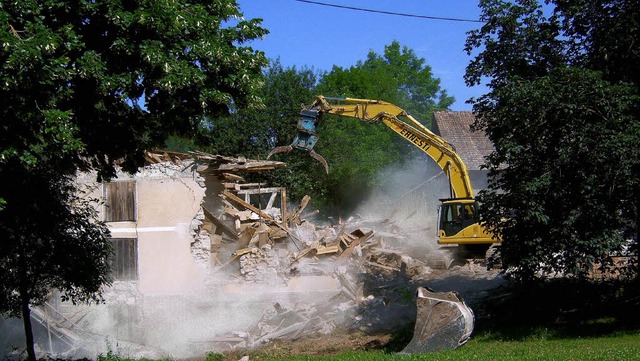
[433,111,493,170]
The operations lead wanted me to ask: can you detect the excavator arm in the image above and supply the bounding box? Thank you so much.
[269,95,496,247]
[268,96,474,199]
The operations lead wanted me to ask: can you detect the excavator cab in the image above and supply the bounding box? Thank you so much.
[438,199,492,245]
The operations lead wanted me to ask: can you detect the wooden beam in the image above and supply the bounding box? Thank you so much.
[291,195,310,225]
[266,192,278,209]
[202,206,239,240]
[222,173,245,182]
[222,190,273,220]
[315,245,341,255]
[281,188,287,228]
[236,187,283,195]
[337,229,373,264]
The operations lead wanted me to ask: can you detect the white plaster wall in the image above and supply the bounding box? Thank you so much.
[78,167,208,295]
[134,177,206,295]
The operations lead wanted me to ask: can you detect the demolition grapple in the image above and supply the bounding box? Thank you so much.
[267,106,329,173]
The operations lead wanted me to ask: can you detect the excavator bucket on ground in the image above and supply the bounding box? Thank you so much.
[401,287,474,354]
[267,107,329,173]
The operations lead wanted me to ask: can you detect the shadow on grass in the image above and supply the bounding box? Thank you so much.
[474,277,640,341]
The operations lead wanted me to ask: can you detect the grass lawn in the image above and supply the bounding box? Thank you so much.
[206,330,640,361]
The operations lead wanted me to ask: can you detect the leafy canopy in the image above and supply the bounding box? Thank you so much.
[209,41,455,215]
[309,41,454,213]
[0,163,112,316]
[0,1,268,359]
[0,0,268,178]
[466,0,640,280]
[201,59,324,204]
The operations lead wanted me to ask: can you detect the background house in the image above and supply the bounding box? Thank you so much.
[432,111,494,195]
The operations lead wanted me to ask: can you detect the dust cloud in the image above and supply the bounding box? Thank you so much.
[353,157,451,259]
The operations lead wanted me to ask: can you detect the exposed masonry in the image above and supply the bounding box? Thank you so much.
[189,209,211,269]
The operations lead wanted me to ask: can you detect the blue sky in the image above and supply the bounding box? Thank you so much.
[235,0,487,111]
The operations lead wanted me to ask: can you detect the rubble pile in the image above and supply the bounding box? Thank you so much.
[0,153,489,360]
[142,152,485,354]
[197,175,455,350]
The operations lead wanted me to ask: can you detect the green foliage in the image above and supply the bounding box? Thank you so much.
[310,115,403,213]
[203,353,225,361]
[0,0,268,177]
[305,41,454,213]
[465,0,640,280]
[197,42,453,215]
[201,59,325,204]
[479,68,639,279]
[318,41,454,126]
[0,162,112,316]
[0,1,268,359]
[204,59,318,157]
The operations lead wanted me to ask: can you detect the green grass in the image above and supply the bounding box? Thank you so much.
[98,329,640,361]
[215,330,640,361]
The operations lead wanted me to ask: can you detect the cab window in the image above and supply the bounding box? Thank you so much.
[440,202,478,236]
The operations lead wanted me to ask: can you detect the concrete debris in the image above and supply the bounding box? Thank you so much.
[204,184,478,353]
[10,152,494,359]
[239,245,282,284]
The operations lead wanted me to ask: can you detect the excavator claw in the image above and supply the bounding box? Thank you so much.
[309,150,329,174]
[266,145,293,160]
[267,145,329,174]
[267,106,330,173]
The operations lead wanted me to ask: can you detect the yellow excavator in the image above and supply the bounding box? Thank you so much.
[268,96,499,260]
[269,96,484,352]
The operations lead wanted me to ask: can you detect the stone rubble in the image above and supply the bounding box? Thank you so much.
[202,186,481,352]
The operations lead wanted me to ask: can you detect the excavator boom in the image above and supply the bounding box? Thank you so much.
[268,96,474,199]
[268,95,496,248]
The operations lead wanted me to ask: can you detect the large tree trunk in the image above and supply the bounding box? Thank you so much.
[21,298,36,361]
[19,271,37,361]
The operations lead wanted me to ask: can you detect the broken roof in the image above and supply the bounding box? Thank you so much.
[432,111,493,171]
[144,150,286,174]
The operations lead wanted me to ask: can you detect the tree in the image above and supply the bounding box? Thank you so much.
[1,0,267,179]
[0,163,111,361]
[318,41,454,127]
[465,0,640,280]
[0,1,268,359]
[203,59,318,157]
[309,41,454,213]
[193,59,324,204]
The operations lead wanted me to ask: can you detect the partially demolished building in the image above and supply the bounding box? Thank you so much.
[0,151,416,358]
[2,152,300,357]
[2,144,488,359]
